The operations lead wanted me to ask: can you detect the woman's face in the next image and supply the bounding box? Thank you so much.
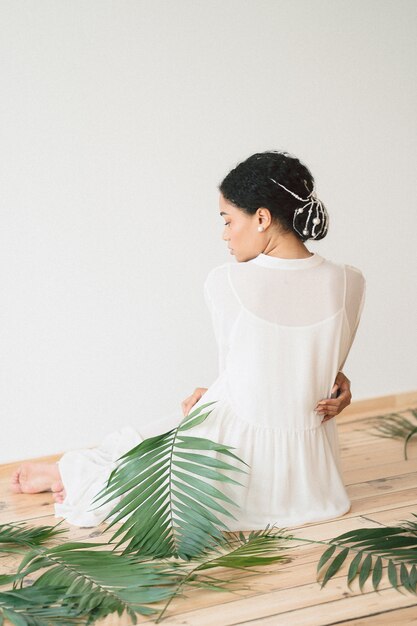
[219,193,266,262]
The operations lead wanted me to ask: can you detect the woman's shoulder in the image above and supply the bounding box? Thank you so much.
[204,262,231,282]
[204,262,231,295]
[343,262,366,285]
[204,262,239,311]
[317,258,366,300]
[204,259,255,287]
[324,257,366,282]
[341,262,366,299]
[343,262,364,274]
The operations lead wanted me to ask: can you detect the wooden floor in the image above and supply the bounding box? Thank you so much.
[1,401,417,625]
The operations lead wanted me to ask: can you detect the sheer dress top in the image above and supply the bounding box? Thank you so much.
[204,252,366,431]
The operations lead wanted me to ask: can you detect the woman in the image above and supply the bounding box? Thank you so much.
[11,150,365,530]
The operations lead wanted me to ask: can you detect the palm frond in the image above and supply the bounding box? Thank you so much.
[0,521,67,550]
[2,529,294,625]
[0,586,85,625]
[397,512,417,536]
[153,524,294,623]
[316,516,417,593]
[10,541,182,622]
[369,407,417,460]
[91,401,250,560]
[193,524,294,568]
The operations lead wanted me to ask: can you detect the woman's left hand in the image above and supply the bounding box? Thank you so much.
[315,371,352,423]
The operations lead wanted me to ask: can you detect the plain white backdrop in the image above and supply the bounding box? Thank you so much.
[1,0,416,462]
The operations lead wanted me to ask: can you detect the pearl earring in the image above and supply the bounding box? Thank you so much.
[257,225,265,232]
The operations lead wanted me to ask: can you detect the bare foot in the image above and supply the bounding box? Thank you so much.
[10,462,61,494]
[51,480,66,504]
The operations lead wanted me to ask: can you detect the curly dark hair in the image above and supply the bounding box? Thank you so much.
[218,150,328,242]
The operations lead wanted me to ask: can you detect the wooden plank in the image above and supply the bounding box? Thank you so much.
[283,513,382,542]
[347,487,417,517]
[339,439,415,462]
[360,505,417,526]
[0,492,59,524]
[241,588,417,626]
[138,573,414,626]
[343,458,417,485]
[340,448,416,471]
[347,472,417,500]
[333,605,417,625]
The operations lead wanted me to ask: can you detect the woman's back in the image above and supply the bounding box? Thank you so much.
[204,252,366,428]
[195,251,366,528]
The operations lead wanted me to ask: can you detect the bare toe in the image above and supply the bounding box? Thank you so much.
[10,469,23,493]
[52,489,66,504]
[51,480,64,493]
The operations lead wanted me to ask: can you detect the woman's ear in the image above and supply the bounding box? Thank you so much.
[256,207,272,228]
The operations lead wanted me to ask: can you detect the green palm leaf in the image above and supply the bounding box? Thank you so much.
[0,526,295,625]
[0,522,69,586]
[319,547,349,588]
[317,517,417,593]
[91,401,250,559]
[0,521,67,549]
[0,585,86,625]
[153,525,294,623]
[369,408,417,460]
[9,542,182,622]
[347,551,363,588]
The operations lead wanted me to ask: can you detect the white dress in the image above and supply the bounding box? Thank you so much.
[54,252,366,530]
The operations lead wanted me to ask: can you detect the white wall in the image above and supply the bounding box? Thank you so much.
[1,0,416,463]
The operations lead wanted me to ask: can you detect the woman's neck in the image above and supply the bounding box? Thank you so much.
[261,234,312,259]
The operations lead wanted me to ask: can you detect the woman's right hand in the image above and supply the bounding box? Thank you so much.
[316,371,352,423]
[181,387,208,417]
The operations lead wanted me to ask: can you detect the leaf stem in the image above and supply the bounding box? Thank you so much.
[155,532,290,623]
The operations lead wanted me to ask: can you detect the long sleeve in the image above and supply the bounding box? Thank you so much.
[339,267,367,372]
[204,278,228,375]
[203,265,241,377]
